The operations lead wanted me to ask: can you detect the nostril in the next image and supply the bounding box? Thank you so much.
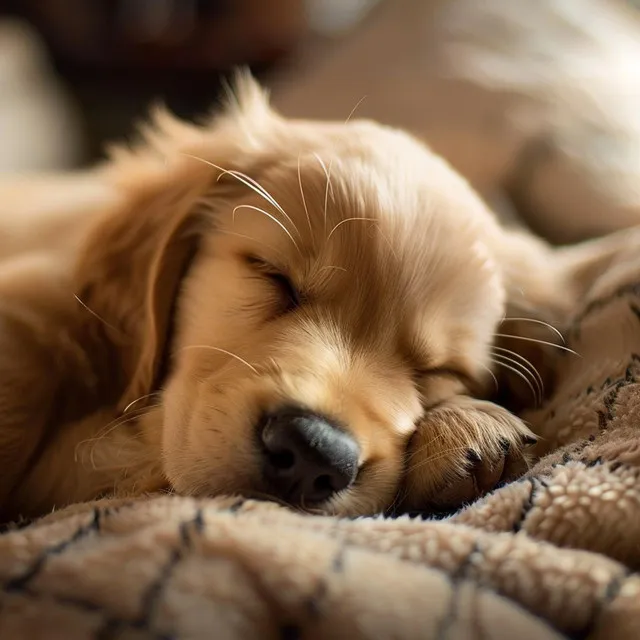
[267,449,295,471]
[313,474,334,496]
[259,407,360,505]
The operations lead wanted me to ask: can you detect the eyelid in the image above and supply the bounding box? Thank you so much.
[250,260,297,290]
[244,255,274,271]
[244,255,293,280]
[416,367,461,379]
[244,254,302,310]
[414,366,476,390]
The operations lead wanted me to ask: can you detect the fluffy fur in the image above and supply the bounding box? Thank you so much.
[0,74,624,521]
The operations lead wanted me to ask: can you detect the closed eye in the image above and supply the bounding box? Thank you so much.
[244,254,302,314]
[266,272,301,312]
[414,367,461,380]
[413,366,478,393]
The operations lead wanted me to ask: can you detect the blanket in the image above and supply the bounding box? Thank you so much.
[2,233,640,640]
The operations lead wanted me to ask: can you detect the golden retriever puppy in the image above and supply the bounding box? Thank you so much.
[0,74,622,521]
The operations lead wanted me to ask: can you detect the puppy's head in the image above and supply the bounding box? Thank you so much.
[76,75,507,515]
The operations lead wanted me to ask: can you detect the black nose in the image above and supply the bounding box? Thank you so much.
[260,407,360,505]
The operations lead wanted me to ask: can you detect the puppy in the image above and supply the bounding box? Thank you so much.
[0,74,620,521]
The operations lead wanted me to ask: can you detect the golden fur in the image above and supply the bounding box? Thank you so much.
[0,74,626,521]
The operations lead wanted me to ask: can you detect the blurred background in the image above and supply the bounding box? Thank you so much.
[0,0,383,171]
[2,0,640,244]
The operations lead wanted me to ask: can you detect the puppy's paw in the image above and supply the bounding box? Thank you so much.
[400,396,536,513]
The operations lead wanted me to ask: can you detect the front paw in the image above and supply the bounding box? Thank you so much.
[400,396,536,513]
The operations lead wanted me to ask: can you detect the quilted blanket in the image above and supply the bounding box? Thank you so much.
[3,222,640,640]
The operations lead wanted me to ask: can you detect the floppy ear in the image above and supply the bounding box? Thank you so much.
[75,70,276,409]
[74,176,208,410]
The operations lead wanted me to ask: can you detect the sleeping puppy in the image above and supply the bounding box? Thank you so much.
[0,74,623,520]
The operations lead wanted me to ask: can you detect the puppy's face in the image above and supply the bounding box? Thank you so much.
[81,78,508,515]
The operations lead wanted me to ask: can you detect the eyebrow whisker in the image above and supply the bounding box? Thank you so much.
[297,153,314,248]
[345,95,368,124]
[313,153,334,236]
[233,204,302,255]
[182,153,301,239]
[327,217,377,241]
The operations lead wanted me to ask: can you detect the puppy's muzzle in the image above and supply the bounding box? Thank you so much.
[260,406,359,505]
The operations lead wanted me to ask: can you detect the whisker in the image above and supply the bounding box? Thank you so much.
[386,484,410,516]
[491,352,542,405]
[345,95,368,124]
[297,153,314,245]
[123,392,161,414]
[182,153,300,238]
[491,346,544,401]
[186,154,279,210]
[75,407,152,466]
[224,170,300,238]
[74,294,124,336]
[95,407,151,440]
[233,204,302,255]
[469,360,499,392]
[179,345,259,374]
[481,365,500,391]
[494,333,581,357]
[313,153,334,235]
[490,356,539,405]
[443,346,499,392]
[327,217,377,241]
[502,317,565,343]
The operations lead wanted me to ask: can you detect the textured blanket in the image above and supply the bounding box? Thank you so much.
[3,227,640,640]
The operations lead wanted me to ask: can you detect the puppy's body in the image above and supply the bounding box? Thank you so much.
[0,173,143,516]
[0,77,625,521]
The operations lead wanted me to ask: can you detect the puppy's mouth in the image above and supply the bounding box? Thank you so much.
[255,406,360,509]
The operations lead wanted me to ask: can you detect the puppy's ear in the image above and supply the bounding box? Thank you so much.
[75,70,275,408]
[74,177,207,410]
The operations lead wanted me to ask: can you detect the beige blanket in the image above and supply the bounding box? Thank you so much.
[2,234,640,639]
